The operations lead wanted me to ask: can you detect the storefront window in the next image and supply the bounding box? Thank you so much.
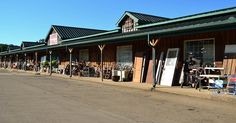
[79,49,89,62]
[184,39,215,66]
[116,45,133,67]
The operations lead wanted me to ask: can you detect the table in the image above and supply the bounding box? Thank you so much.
[204,67,224,70]
[204,67,224,74]
[199,74,223,78]
[199,74,225,91]
[198,67,225,91]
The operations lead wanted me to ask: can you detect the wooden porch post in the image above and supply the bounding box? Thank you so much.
[1,56,3,68]
[9,55,12,69]
[149,38,159,90]
[4,56,6,69]
[0,56,1,68]
[0,56,2,68]
[1,56,4,68]
[16,54,18,70]
[35,52,38,72]
[68,48,73,78]
[24,53,27,71]
[98,44,106,82]
[49,51,52,76]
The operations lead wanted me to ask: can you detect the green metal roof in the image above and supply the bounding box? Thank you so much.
[137,6,236,29]
[21,41,45,48]
[45,25,108,41]
[116,11,170,26]
[23,43,46,50]
[128,11,170,24]
[62,29,119,42]
[7,45,20,51]
[60,11,236,46]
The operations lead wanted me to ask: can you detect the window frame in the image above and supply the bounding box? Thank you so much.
[116,45,133,67]
[79,49,89,62]
[184,38,215,65]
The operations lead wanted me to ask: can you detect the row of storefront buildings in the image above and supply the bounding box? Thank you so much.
[0,7,236,86]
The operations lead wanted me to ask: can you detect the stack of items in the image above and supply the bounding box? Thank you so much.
[227,75,236,95]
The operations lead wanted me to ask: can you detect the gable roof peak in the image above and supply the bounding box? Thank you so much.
[117,11,170,26]
[126,11,169,19]
[46,25,108,41]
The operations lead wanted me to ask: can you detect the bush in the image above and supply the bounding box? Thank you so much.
[51,60,57,67]
[41,61,49,67]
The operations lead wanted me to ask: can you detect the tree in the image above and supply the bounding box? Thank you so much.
[38,39,45,43]
[0,44,8,52]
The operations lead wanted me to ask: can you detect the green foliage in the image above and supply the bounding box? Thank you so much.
[0,44,8,52]
[41,61,49,67]
[41,60,58,68]
[51,60,58,67]
[38,39,45,43]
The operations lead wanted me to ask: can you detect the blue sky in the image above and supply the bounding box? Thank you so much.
[0,0,236,45]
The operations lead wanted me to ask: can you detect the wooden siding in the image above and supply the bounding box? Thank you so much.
[157,29,236,66]
[19,29,236,83]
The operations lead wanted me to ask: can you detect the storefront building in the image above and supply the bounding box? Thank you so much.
[1,7,236,86]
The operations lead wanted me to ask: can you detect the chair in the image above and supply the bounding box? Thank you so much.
[227,75,236,95]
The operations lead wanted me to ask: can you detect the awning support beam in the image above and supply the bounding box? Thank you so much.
[49,51,52,76]
[98,44,106,82]
[149,37,159,91]
[68,48,73,78]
